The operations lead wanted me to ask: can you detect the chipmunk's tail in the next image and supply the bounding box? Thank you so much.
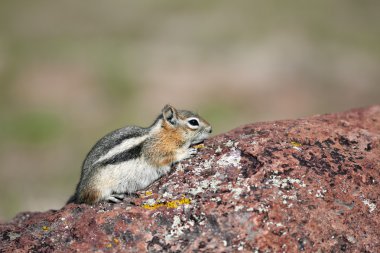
[66,194,77,205]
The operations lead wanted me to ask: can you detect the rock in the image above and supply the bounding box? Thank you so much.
[1,105,379,252]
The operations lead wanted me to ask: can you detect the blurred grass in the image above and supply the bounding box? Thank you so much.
[0,0,379,220]
[1,112,63,144]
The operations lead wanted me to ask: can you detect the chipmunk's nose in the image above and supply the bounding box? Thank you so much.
[206,126,212,134]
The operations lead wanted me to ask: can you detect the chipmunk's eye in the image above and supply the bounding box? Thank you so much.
[189,119,199,126]
[187,118,199,129]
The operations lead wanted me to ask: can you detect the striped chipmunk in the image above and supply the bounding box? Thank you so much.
[67,104,212,204]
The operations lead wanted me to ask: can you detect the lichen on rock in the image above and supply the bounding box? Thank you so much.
[1,105,380,252]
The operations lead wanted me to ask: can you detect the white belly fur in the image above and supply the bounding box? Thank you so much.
[93,158,171,198]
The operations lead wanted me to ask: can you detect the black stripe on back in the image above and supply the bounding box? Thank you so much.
[99,129,145,153]
[96,143,143,167]
[112,131,143,146]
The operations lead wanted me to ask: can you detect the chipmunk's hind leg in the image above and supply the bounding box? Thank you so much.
[78,188,102,204]
[106,193,126,203]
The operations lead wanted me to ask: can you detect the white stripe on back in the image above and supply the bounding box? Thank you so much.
[93,135,148,165]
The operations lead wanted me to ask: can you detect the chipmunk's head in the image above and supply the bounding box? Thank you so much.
[161,104,212,146]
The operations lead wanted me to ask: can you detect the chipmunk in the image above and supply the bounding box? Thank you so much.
[67,104,212,204]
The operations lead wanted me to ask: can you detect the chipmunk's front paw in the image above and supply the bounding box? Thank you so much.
[188,148,198,156]
[175,147,198,162]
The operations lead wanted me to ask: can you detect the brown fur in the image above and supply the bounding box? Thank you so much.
[145,120,187,167]
[78,188,101,204]
[159,121,186,151]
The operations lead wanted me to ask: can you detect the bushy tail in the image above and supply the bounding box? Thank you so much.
[66,194,77,204]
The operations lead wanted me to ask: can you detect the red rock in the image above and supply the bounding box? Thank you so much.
[1,105,379,252]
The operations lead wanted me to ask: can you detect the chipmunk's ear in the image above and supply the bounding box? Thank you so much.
[162,104,179,125]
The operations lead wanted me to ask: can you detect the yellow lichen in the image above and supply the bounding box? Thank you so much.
[113,238,119,244]
[42,226,49,231]
[193,143,205,149]
[142,202,164,210]
[290,141,302,147]
[142,197,191,210]
[145,191,153,196]
[105,243,112,248]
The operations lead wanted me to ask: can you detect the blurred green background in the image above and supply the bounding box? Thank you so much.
[0,0,379,221]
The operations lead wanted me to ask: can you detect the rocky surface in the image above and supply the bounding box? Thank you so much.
[1,105,380,252]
